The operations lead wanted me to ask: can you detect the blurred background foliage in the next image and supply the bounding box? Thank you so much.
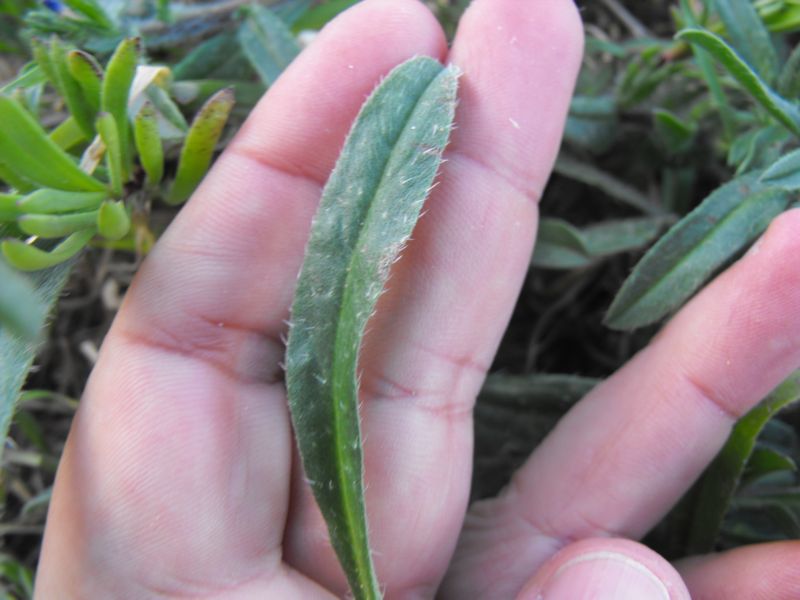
[0,0,799,596]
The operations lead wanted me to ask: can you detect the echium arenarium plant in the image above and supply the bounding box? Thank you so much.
[0,9,236,457]
[488,0,800,565]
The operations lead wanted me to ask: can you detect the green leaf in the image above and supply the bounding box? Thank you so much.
[677,28,800,136]
[238,3,301,87]
[653,108,696,154]
[96,200,130,240]
[0,227,75,460]
[166,88,234,205]
[96,112,124,197]
[49,116,86,150]
[2,229,94,271]
[777,40,800,98]
[50,37,96,138]
[292,0,358,31]
[67,49,103,113]
[101,37,139,180]
[532,217,670,270]
[0,162,36,194]
[285,57,458,600]
[0,193,22,221]
[532,218,591,269]
[760,147,800,190]
[16,189,107,214]
[0,63,46,95]
[18,210,98,238]
[715,0,779,83]
[741,447,796,487]
[554,154,666,215]
[582,216,670,256]
[144,84,189,136]
[30,38,59,93]
[0,96,106,192]
[688,370,800,553]
[62,0,113,29]
[563,95,618,154]
[133,102,164,186]
[0,258,46,340]
[605,173,791,330]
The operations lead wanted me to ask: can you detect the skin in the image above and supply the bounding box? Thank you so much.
[35,0,800,598]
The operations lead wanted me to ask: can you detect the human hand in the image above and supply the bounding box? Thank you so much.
[35,0,800,598]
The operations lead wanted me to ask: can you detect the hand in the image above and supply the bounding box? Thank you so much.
[35,0,800,598]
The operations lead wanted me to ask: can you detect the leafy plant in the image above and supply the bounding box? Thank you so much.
[286,55,459,600]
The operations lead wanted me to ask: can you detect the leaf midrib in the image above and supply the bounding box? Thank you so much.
[328,65,445,596]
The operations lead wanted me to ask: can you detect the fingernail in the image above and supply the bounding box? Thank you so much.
[536,551,671,600]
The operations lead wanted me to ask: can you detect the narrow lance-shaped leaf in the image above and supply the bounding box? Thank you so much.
[67,50,103,113]
[0,258,47,340]
[166,88,234,205]
[554,154,666,215]
[102,38,140,180]
[715,0,779,83]
[687,370,800,553]
[760,147,800,190]
[2,229,95,272]
[96,112,124,197]
[49,116,86,150]
[777,39,800,98]
[18,210,99,238]
[0,63,46,95]
[677,28,800,137]
[97,200,130,240]
[17,189,107,214]
[532,218,591,270]
[62,0,113,29]
[134,103,164,185]
[0,224,75,460]
[30,38,59,93]
[285,57,458,600]
[238,4,300,86]
[50,37,95,138]
[605,173,791,330]
[292,0,359,32]
[0,96,106,192]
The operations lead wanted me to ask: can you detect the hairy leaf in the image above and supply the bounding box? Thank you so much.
[715,0,778,83]
[67,49,103,113]
[0,247,74,460]
[50,37,95,138]
[554,154,666,215]
[238,3,300,87]
[532,218,591,269]
[166,88,234,205]
[285,57,458,599]
[605,173,791,330]
[677,28,800,136]
[688,370,800,553]
[760,147,800,190]
[133,103,164,186]
[0,258,46,340]
[0,96,105,192]
[101,37,139,180]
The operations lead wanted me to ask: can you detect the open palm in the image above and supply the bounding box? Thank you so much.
[36,1,800,598]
